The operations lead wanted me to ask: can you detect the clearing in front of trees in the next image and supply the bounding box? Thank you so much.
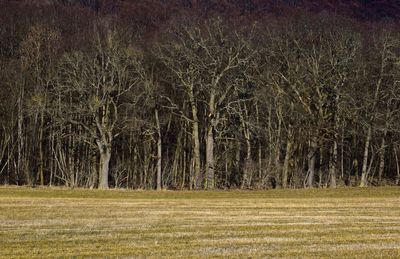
[0,187,399,258]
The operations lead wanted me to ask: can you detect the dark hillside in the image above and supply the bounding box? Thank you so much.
[3,0,400,21]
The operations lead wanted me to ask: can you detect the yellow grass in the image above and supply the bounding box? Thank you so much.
[1,187,400,258]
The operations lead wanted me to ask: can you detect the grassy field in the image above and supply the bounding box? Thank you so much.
[0,187,400,258]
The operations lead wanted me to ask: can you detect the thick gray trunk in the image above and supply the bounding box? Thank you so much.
[206,126,214,189]
[98,148,111,189]
[206,93,216,189]
[191,110,201,189]
[330,97,339,188]
[189,92,201,189]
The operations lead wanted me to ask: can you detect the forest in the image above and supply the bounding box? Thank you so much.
[0,0,399,190]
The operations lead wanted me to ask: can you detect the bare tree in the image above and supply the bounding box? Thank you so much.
[53,30,138,189]
[359,31,399,187]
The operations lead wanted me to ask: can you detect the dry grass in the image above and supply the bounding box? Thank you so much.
[0,187,400,258]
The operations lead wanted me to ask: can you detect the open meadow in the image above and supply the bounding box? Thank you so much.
[1,187,400,258]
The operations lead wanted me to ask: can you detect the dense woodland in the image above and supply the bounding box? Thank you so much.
[0,0,399,189]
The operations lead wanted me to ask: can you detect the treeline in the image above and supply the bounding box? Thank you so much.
[0,1,399,189]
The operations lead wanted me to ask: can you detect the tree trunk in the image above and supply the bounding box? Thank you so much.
[235,139,241,187]
[172,143,180,188]
[242,132,251,189]
[318,148,323,188]
[329,140,338,188]
[98,147,110,189]
[239,103,251,189]
[133,146,138,189]
[394,147,400,186]
[378,137,386,185]
[352,158,359,185]
[38,107,45,186]
[256,103,263,185]
[155,108,162,190]
[206,92,216,189]
[190,95,201,189]
[17,85,24,185]
[329,97,339,188]
[282,125,293,188]
[306,136,317,188]
[181,130,187,190]
[340,123,345,180]
[89,154,97,189]
[360,126,372,187]
[360,53,385,186]
[206,125,214,189]
[275,106,282,176]
[378,106,390,185]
